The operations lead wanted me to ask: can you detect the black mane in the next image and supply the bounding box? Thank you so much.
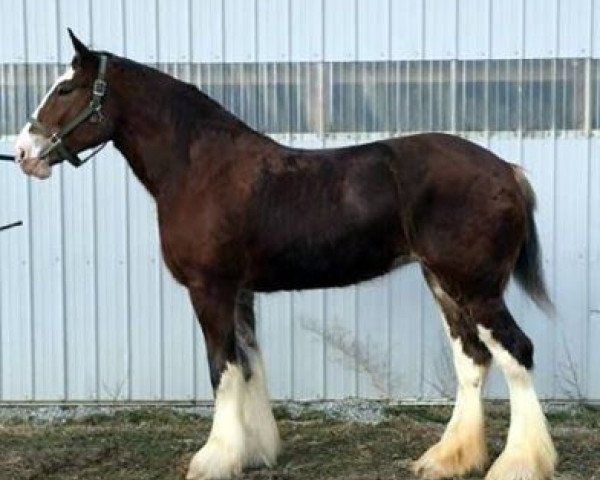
[108,52,254,137]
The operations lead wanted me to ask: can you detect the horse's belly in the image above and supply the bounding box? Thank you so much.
[249,225,409,292]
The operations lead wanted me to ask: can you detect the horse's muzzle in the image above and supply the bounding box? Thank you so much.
[17,155,52,179]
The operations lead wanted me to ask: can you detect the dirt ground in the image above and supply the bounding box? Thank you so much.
[0,402,598,480]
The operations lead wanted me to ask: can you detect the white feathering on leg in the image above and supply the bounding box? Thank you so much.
[413,336,489,479]
[478,326,557,480]
[186,351,280,480]
[414,283,489,480]
[242,350,281,468]
[187,363,246,480]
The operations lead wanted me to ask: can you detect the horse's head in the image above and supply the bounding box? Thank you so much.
[15,29,116,179]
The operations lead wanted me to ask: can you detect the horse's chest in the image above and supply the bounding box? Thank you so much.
[157,197,242,284]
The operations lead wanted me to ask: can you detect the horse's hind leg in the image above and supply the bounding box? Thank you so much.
[413,273,491,479]
[186,284,279,480]
[471,298,556,480]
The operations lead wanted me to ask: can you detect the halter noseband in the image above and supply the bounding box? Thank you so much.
[29,54,109,168]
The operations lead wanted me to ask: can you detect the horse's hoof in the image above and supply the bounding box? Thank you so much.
[484,447,556,480]
[243,428,280,469]
[412,433,488,479]
[186,438,243,480]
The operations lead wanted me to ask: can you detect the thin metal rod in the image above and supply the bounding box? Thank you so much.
[0,154,14,162]
[0,221,23,232]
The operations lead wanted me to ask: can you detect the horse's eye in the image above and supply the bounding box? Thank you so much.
[57,83,74,96]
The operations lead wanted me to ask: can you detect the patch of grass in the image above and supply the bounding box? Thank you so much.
[545,404,600,428]
[0,404,599,479]
[1,418,209,480]
[116,408,198,426]
[382,404,451,424]
[272,405,330,422]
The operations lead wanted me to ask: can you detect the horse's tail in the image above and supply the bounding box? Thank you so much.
[511,165,554,315]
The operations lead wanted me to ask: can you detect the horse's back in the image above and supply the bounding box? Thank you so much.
[382,132,516,190]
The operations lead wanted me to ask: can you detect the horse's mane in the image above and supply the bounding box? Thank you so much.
[108,53,254,137]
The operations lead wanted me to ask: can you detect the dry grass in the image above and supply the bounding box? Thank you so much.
[0,403,598,480]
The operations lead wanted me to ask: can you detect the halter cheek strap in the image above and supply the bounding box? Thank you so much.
[31,54,108,168]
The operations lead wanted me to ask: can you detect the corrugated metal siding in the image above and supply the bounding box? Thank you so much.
[0,0,598,401]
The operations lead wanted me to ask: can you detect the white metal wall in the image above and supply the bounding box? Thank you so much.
[0,0,598,402]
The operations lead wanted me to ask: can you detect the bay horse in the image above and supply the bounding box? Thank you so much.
[15,30,557,480]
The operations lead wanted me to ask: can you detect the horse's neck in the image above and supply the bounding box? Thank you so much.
[112,79,255,198]
[113,128,172,197]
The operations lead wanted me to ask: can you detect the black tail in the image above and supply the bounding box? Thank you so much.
[512,166,554,315]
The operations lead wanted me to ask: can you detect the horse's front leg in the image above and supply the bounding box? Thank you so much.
[186,283,279,480]
[233,290,280,469]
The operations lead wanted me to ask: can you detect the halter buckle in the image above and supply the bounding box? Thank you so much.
[50,133,60,143]
[93,78,107,97]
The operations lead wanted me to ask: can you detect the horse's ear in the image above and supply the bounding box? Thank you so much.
[67,28,91,59]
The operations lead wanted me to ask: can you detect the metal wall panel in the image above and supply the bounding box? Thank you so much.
[94,153,129,401]
[390,0,423,61]
[91,0,124,54]
[558,0,592,58]
[589,137,600,399]
[2,0,599,65]
[323,285,358,398]
[125,0,158,62]
[190,0,222,63]
[58,0,92,64]
[591,139,600,323]
[490,0,523,59]
[25,0,59,63]
[0,0,598,402]
[356,277,390,398]
[594,0,600,58]
[63,160,96,400]
[0,139,32,400]
[259,292,293,399]
[29,167,65,400]
[291,290,325,399]
[423,0,456,60]
[257,0,290,62]
[159,0,191,63]
[161,264,196,400]
[0,0,26,63]
[324,0,356,62]
[357,0,389,62]
[290,0,323,62]
[388,264,424,399]
[457,0,489,60]
[554,138,590,399]
[224,0,256,62]
[524,0,558,58]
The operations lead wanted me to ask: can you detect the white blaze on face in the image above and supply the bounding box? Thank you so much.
[14,66,74,179]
